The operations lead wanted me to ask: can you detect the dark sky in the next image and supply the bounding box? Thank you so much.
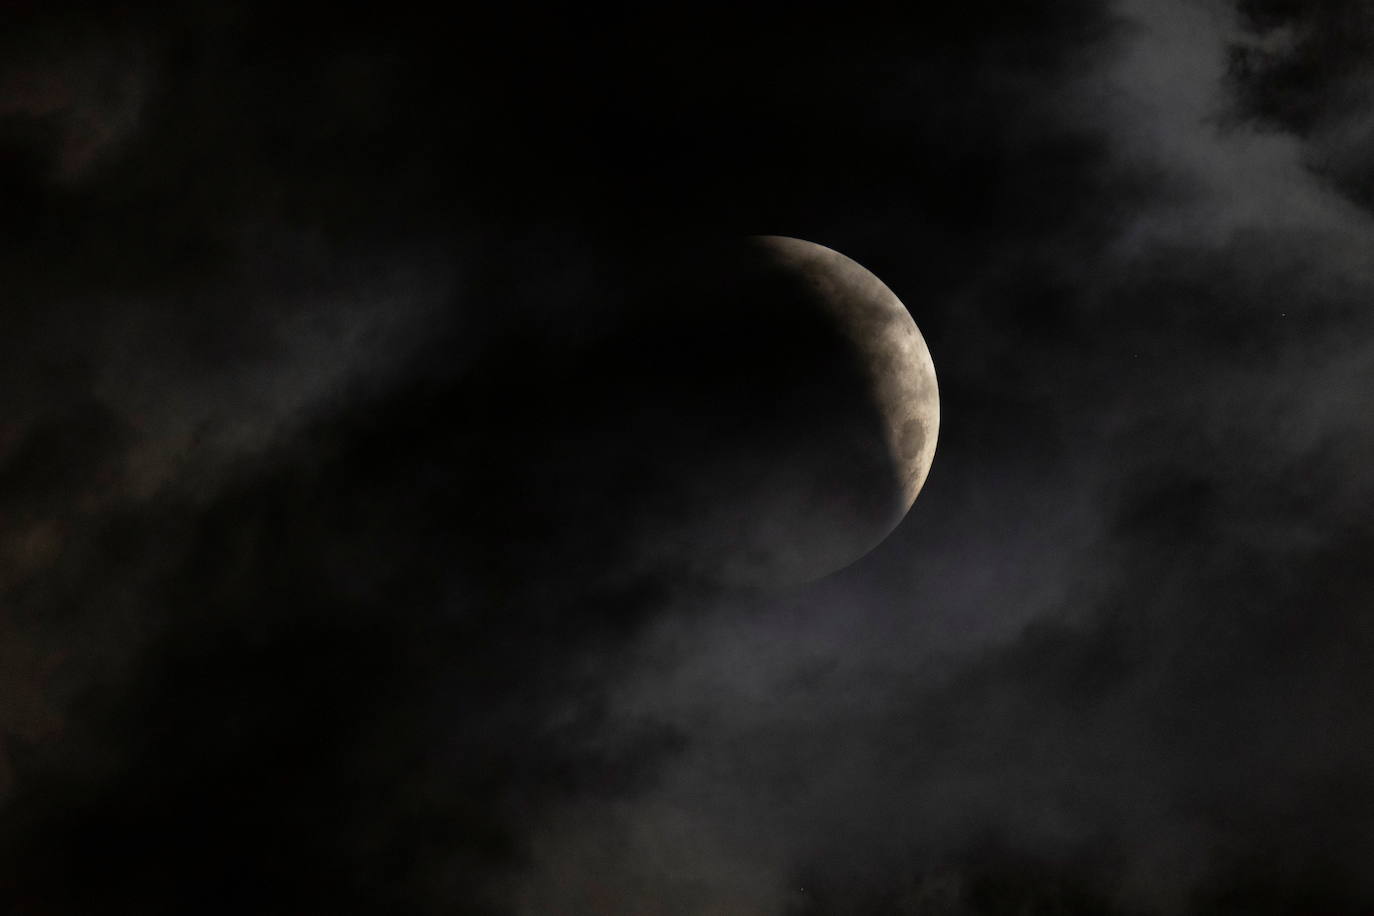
[4,1,1374,913]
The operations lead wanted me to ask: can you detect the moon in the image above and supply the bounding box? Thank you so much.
[753,235,939,516]
[623,234,940,585]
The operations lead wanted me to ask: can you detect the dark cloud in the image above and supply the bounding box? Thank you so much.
[1229,0,1374,211]
[3,1,1374,913]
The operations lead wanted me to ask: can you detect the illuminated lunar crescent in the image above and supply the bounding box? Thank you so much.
[655,235,940,585]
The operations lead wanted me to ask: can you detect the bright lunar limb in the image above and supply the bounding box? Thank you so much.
[753,235,939,522]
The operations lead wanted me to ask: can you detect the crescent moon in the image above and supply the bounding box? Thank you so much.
[753,235,939,523]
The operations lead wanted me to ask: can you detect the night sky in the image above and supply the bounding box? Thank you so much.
[4,1,1374,913]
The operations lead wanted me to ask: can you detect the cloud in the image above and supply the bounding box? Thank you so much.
[3,1,1374,913]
